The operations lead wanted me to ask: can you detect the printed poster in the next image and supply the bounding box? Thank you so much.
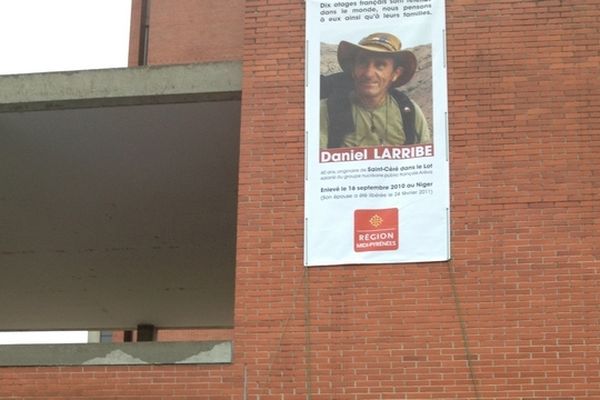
[305,0,450,266]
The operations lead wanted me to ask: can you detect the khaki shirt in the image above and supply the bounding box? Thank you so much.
[320,93,431,148]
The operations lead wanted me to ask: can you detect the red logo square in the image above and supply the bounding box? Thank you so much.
[354,208,399,252]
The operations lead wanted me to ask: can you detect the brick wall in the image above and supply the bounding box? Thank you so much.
[235,0,306,398]
[234,0,600,398]
[1,0,599,399]
[128,0,244,66]
[0,365,238,399]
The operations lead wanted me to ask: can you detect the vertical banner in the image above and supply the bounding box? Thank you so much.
[305,0,450,266]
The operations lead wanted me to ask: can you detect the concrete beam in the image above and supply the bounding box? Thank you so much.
[0,62,242,112]
[0,341,232,366]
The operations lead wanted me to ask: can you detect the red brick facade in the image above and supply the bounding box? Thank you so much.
[1,0,599,398]
[128,0,244,66]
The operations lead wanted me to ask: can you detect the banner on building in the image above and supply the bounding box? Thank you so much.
[304,0,450,266]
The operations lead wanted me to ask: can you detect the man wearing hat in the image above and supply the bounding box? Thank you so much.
[320,32,431,149]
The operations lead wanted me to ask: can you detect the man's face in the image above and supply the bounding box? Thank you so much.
[352,51,403,105]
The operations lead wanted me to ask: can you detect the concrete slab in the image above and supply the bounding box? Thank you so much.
[0,341,232,366]
[0,62,242,112]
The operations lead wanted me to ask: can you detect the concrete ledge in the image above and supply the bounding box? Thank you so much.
[0,62,242,112]
[0,341,232,366]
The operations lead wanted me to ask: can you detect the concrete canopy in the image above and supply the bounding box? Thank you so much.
[0,63,241,330]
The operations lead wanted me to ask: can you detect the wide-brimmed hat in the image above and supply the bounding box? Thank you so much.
[337,32,417,87]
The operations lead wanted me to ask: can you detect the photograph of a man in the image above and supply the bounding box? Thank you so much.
[320,32,431,149]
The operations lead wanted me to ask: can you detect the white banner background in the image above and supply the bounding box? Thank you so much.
[305,0,450,266]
